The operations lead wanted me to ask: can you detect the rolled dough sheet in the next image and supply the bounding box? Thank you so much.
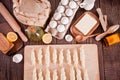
[24,44,100,80]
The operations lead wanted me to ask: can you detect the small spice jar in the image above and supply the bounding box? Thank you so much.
[104,33,120,46]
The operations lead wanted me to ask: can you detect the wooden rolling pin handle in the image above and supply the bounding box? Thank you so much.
[17,30,28,42]
[0,2,28,42]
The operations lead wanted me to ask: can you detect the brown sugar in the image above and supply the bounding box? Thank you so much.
[0,33,14,54]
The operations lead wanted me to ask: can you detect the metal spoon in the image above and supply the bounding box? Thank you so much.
[95,25,120,41]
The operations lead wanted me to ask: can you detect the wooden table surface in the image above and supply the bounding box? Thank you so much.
[0,0,120,80]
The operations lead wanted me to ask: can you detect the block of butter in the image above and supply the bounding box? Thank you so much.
[70,12,100,41]
[75,14,97,35]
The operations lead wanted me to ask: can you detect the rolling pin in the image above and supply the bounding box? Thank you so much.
[0,2,28,42]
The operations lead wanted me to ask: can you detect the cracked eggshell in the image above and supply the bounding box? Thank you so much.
[65,34,73,42]
[61,17,69,25]
[13,54,23,63]
[65,9,73,16]
[69,1,77,9]
[49,21,57,28]
[61,0,69,5]
[54,13,62,20]
[57,6,65,13]
[57,25,65,32]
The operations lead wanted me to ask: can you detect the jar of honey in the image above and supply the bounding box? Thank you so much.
[104,33,120,46]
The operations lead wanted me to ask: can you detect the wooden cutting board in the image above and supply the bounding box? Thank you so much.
[24,44,100,80]
[0,22,23,55]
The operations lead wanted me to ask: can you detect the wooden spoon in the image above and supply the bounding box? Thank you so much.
[75,33,99,42]
[95,25,120,41]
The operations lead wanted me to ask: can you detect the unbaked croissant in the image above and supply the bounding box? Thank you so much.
[53,48,57,64]
[66,49,71,65]
[31,48,36,65]
[38,48,43,65]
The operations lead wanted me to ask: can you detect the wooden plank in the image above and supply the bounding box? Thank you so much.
[0,0,120,80]
[100,0,120,80]
[24,44,99,80]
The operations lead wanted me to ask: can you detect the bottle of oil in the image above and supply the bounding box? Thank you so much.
[25,26,44,42]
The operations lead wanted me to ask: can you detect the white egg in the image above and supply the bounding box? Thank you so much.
[65,34,73,42]
[65,9,73,16]
[57,25,65,32]
[13,54,23,63]
[69,1,77,9]
[61,17,69,25]
[61,0,69,5]
[54,13,62,20]
[57,6,65,13]
[49,21,57,28]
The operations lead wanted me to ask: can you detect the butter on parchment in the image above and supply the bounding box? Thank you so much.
[75,14,97,35]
